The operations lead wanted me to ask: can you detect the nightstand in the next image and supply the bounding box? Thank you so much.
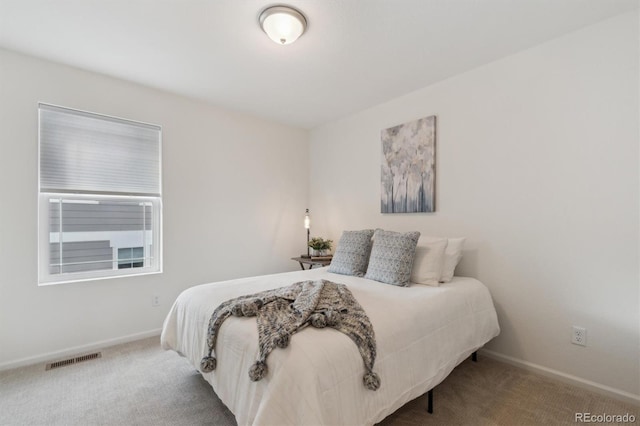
[291,256,332,270]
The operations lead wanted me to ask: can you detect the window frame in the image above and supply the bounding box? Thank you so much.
[37,103,163,286]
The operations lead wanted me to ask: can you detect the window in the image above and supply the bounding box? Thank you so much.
[118,247,145,269]
[38,103,162,285]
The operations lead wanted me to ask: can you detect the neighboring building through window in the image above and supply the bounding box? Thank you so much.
[38,103,162,285]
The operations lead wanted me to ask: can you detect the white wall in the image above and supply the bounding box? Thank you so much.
[0,49,309,367]
[310,12,639,399]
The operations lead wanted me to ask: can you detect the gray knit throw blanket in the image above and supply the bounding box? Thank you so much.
[200,279,380,391]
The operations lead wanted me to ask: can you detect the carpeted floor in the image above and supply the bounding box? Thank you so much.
[0,337,637,425]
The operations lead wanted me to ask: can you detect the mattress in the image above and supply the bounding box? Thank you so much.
[161,267,500,425]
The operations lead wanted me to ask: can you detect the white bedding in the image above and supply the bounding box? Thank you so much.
[161,267,500,425]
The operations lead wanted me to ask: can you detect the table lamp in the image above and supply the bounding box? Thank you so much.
[302,209,311,258]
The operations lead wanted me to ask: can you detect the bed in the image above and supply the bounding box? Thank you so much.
[161,266,500,425]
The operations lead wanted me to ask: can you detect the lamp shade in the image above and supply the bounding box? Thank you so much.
[304,209,310,229]
[259,6,307,45]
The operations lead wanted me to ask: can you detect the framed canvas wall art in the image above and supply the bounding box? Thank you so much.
[381,115,436,213]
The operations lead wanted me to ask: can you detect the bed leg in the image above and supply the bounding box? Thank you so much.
[472,351,478,362]
[427,389,433,414]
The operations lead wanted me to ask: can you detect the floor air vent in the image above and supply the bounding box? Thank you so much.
[46,352,102,371]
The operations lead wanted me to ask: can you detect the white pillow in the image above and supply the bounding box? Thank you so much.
[410,238,448,286]
[440,237,466,283]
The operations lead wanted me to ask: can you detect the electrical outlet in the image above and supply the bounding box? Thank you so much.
[571,326,586,346]
[152,295,160,307]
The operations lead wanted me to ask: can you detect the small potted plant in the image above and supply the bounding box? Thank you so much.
[308,237,333,257]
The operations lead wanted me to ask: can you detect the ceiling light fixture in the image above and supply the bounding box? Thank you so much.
[259,5,307,45]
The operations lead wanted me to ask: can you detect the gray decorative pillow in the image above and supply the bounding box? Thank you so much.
[327,230,375,277]
[365,230,420,286]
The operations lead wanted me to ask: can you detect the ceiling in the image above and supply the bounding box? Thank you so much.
[0,0,637,129]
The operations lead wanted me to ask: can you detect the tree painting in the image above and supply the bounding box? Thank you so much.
[381,115,435,213]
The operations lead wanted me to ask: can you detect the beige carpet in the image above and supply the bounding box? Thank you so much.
[0,337,637,426]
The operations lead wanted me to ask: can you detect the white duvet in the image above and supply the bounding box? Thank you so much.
[161,267,500,426]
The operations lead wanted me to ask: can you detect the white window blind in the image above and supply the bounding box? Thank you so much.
[38,103,162,285]
[39,103,161,196]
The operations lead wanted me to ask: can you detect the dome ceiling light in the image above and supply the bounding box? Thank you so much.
[259,5,307,45]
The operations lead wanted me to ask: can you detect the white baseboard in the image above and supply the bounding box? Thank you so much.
[3,333,638,407]
[0,328,162,372]
[480,349,640,407]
